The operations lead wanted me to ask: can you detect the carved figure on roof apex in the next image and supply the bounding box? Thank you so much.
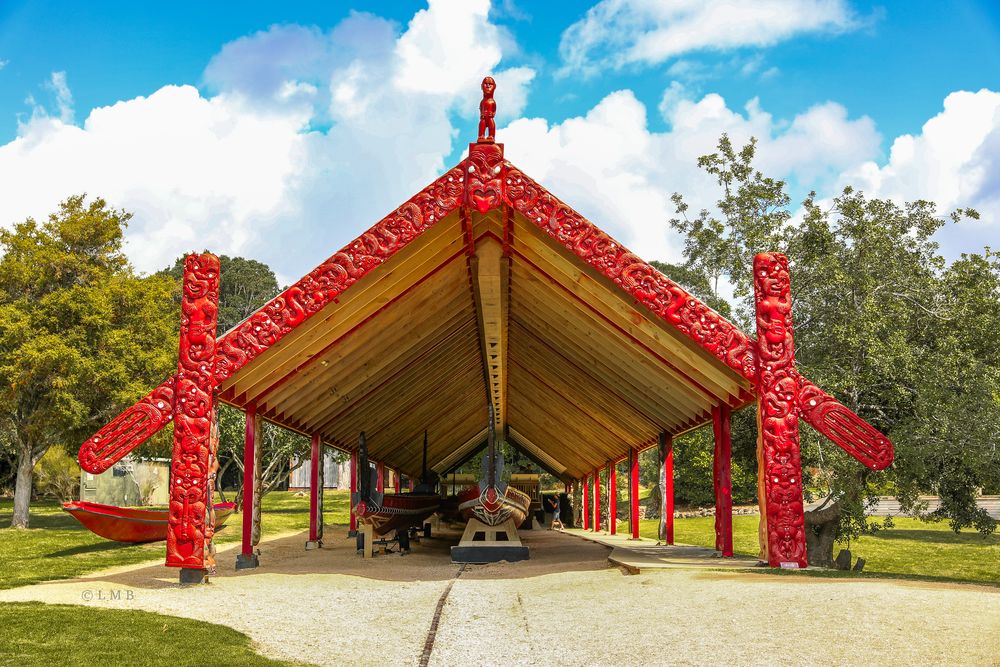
[478,76,497,143]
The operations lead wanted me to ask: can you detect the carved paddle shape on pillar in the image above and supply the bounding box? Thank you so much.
[753,253,808,568]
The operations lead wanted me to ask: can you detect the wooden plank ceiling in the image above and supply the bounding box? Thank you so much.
[218,208,752,481]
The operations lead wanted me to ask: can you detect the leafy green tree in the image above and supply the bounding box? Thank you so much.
[668,135,994,565]
[0,196,177,527]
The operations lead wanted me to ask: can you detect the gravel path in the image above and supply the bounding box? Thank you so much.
[0,527,996,666]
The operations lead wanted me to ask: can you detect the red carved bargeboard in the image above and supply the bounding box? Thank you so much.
[166,253,220,569]
[77,165,466,475]
[753,253,808,567]
[503,165,758,379]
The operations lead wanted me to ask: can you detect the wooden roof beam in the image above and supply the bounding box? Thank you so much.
[470,233,509,434]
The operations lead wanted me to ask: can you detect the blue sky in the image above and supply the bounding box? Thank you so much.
[1,0,998,282]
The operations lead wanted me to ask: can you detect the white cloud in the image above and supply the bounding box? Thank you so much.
[0,0,534,281]
[559,0,859,76]
[843,89,1000,214]
[839,89,1000,255]
[502,86,881,263]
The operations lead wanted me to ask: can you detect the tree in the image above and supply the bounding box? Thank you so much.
[668,135,995,565]
[0,195,178,527]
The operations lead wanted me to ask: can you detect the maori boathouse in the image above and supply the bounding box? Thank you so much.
[76,77,893,582]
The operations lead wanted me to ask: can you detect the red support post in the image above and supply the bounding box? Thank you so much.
[349,449,358,537]
[712,405,734,557]
[582,476,590,529]
[664,436,674,546]
[630,449,639,539]
[592,468,601,532]
[376,461,385,493]
[166,253,220,582]
[753,252,808,568]
[608,463,617,535]
[237,402,260,570]
[394,470,401,494]
[409,477,415,492]
[308,433,322,546]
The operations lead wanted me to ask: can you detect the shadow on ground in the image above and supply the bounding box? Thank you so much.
[64,522,614,590]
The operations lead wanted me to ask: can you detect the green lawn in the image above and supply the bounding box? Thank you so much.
[0,602,298,667]
[0,490,352,590]
[633,514,1000,585]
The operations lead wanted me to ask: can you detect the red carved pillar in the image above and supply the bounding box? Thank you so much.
[753,252,808,568]
[348,449,358,537]
[166,253,220,583]
[608,463,617,535]
[237,402,260,569]
[713,406,733,556]
[376,461,384,493]
[629,449,639,539]
[307,433,323,549]
[582,476,590,529]
[663,434,674,545]
[592,468,601,532]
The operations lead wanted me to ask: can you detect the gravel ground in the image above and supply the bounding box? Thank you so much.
[0,527,997,666]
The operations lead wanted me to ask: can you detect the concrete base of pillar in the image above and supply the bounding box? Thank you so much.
[179,568,208,585]
[305,540,323,550]
[235,552,259,570]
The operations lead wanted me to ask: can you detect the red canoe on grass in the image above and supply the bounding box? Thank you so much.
[62,501,236,543]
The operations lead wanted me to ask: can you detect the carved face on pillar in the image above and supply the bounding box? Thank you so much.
[464,143,505,214]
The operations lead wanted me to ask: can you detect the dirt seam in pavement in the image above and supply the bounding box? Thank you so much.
[419,563,466,667]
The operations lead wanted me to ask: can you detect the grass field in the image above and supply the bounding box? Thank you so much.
[0,602,297,667]
[0,491,351,590]
[633,514,1000,585]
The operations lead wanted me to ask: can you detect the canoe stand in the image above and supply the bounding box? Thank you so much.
[357,522,432,559]
[451,517,528,563]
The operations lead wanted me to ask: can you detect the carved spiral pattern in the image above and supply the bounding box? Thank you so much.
[797,379,894,470]
[213,165,465,382]
[753,253,808,568]
[166,253,220,570]
[78,379,175,474]
[503,165,757,380]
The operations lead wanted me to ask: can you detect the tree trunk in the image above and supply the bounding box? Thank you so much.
[804,501,841,568]
[645,484,662,519]
[11,442,36,528]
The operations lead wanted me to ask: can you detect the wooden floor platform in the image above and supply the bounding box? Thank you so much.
[560,528,761,573]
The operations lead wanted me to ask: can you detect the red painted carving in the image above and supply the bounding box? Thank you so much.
[77,165,466,473]
[477,76,497,143]
[503,167,757,379]
[78,378,175,474]
[464,142,505,214]
[214,166,465,382]
[753,252,807,568]
[166,253,220,570]
[798,379,893,470]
